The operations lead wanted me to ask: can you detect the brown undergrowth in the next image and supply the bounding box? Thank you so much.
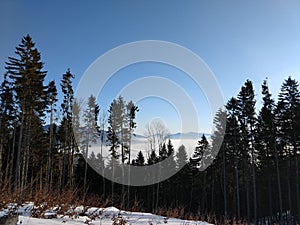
[0,188,252,224]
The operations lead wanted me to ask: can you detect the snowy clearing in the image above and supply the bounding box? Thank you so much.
[1,203,213,225]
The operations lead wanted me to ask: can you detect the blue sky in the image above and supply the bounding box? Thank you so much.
[1,0,300,134]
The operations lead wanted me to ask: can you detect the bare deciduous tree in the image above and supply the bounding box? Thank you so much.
[145,118,169,156]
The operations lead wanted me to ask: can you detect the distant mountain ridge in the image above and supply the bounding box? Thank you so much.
[43,125,210,141]
[167,132,211,139]
[133,132,211,140]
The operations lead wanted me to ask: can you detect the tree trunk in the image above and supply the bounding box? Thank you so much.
[0,137,3,189]
[111,159,115,207]
[4,143,12,190]
[9,127,16,191]
[127,131,132,209]
[61,127,68,190]
[243,145,250,224]
[268,175,273,216]
[251,126,257,224]
[287,157,292,214]
[234,124,240,219]
[0,116,5,189]
[189,173,193,211]
[274,143,283,216]
[24,114,32,192]
[70,137,75,189]
[83,138,89,201]
[47,105,54,190]
[15,115,24,191]
[211,175,214,213]
[100,136,105,197]
[155,167,160,212]
[21,114,30,193]
[222,144,228,217]
[293,140,299,217]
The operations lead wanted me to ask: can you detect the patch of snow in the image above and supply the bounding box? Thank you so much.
[0,210,8,217]
[2,203,213,225]
[85,207,102,216]
[74,205,85,214]
[17,202,34,216]
[43,210,57,219]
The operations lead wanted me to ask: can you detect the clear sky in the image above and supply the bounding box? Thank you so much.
[1,0,300,134]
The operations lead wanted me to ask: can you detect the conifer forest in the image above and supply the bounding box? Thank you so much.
[1,35,300,224]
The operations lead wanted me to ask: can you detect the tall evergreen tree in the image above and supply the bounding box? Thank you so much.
[125,100,138,208]
[226,97,242,219]
[176,145,188,169]
[174,145,190,206]
[107,97,123,205]
[72,99,81,153]
[147,150,158,165]
[46,80,58,190]
[237,80,256,223]
[147,149,158,211]
[0,73,16,189]
[166,139,176,173]
[159,143,168,161]
[256,79,283,217]
[276,76,300,217]
[107,99,121,161]
[107,96,137,165]
[81,95,100,198]
[59,68,75,189]
[211,109,227,217]
[133,150,145,166]
[5,35,48,191]
[190,134,208,169]
[126,100,139,163]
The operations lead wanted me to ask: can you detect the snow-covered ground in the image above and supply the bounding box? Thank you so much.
[1,203,212,225]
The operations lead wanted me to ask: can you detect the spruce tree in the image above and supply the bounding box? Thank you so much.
[133,150,145,166]
[5,35,48,191]
[81,95,100,198]
[59,68,75,189]
[226,97,241,219]
[174,145,190,206]
[166,139,176,172]
[107,97,122,204]
[237,80,256,223]
[159,143,168,161]
[147,149,158,211]
[276,76,300,217]
[147,150,158,165]
[126,100,139,163]
[256,79,283,217]
[46,80,58,190]
[0,73,16,189]
[107,99,121,161]
[190,134,208,169]
[176,144,188,169]
[211,109,227,217]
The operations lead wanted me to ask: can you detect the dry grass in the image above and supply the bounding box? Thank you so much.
[1,188,254,224]
[165,206,185,219]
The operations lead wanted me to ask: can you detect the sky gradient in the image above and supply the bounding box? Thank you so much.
[1,0,300,134]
